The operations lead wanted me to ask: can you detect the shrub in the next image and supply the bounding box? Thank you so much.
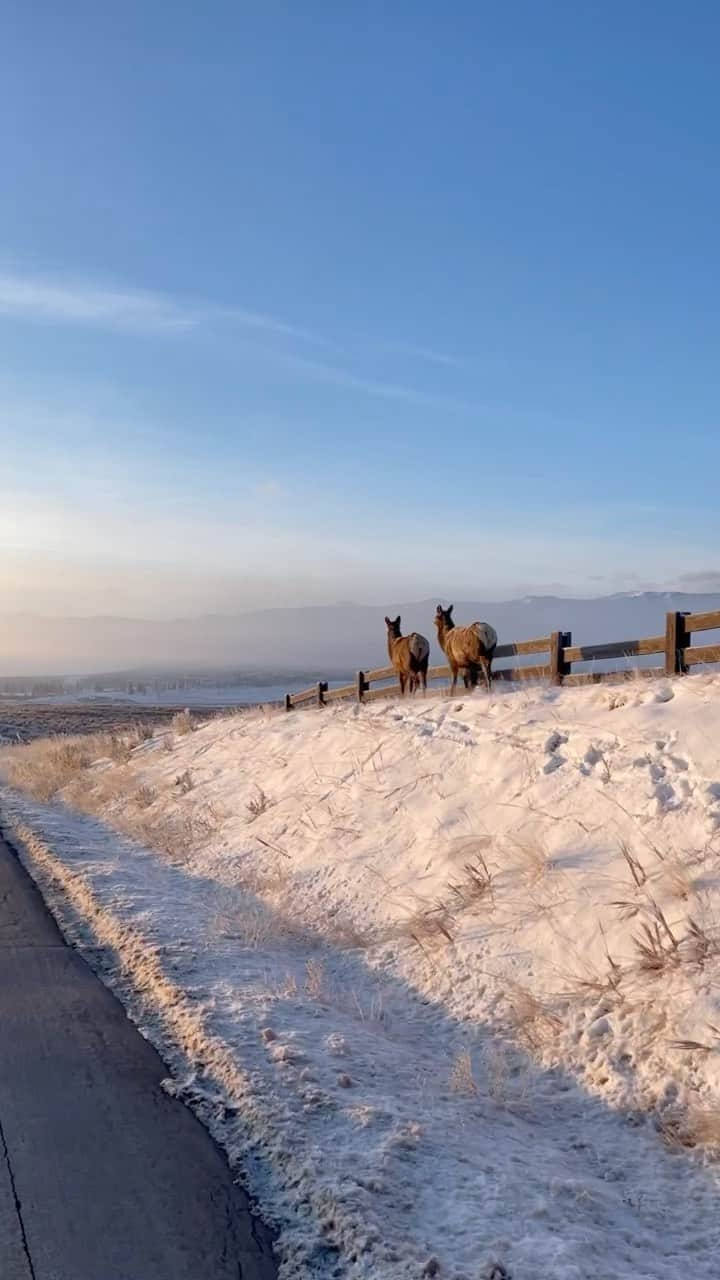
[172,709,194,736]
[107,735,132,764]
[134,784,157,809]
[131,721,154,744]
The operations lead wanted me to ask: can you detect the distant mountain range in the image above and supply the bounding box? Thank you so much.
[1,591,719,677]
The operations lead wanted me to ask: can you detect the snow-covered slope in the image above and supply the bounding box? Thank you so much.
[3,675,720,1278]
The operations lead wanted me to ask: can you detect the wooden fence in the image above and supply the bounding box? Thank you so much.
[284,609,720,710]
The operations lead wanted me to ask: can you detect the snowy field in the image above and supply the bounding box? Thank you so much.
[15,683,287,708]
[3,675,720,1278]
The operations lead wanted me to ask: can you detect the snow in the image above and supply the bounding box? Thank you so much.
[4,674,720,1278]
[19,684,288,708]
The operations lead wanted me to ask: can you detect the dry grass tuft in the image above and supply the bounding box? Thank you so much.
[658,1105,720,1151]
[175,768,194,795]
[660,856,695,902]
[617,887,719,972]
[449,1048,479,1097]
[685,1109,720,1148]
[483,1041,518,1106]
[305,957,325,1000]
[134,784,156,809]
[569,964,624,1003]
[671,1022,720,1055]
[633,913,680,973]
[122,806,220,862]
[682,917,720,965]
[606,691,627,711]
[107,735,133,764]
[511,838,550,884]
[447,855,494,912]
[627,896,720,975]
[619,840,646,888]
[402,902,456,952]
[3,721,225,864]
[246,786,272,821]
[504,984,562,1051]
[130,721,154,745]
[171,709,194,736]
[214,900,279,949]
[612,898,642,922]
[569,923,625,1002]
[63,765,133,813]
[3,733,116,801]
[323,917,376,951]
[348,988,389,1029]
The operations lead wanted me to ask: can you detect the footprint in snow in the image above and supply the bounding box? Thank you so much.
[649,779,682,815]
[704,783,720,829]
[543,754,565,775]
[542,730,568,773]
[579,744,608,776]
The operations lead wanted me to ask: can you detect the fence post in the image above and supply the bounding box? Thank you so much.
[665,611,689,676]
[356,670,366,703]
[317,680,328,707]
[549,631,571,686]
[284,693,292,712]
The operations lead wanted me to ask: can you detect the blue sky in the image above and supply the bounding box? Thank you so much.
[2,1,720,616]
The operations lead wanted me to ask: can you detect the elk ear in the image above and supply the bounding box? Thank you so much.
[448,604,454,614]
[436,604,443,614]
[384,616,391,626]
[395,616,401,627]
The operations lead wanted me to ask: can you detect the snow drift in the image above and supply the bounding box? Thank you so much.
[3,675,720,1278]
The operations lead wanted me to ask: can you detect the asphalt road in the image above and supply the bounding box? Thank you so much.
[0,832,277,1280]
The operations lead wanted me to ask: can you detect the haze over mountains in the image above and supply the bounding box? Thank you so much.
[2,592,720,677]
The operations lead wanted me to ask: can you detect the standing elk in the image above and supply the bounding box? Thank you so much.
[384,616,430,695]
[434,604,497,693]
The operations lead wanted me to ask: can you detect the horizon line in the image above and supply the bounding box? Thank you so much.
[1,586,718,625]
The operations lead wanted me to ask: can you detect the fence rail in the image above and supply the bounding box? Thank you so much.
[284,609,720,710]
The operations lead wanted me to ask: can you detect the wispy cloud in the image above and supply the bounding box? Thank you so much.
[0,271,194,334]
[208,302,319,343]
[282,352,473,411]
[0,268,316,342]
[387,341,465,369]
[0,267,468,373]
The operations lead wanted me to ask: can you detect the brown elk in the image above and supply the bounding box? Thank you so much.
[434,604,497,693]
[385,616,430,695]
